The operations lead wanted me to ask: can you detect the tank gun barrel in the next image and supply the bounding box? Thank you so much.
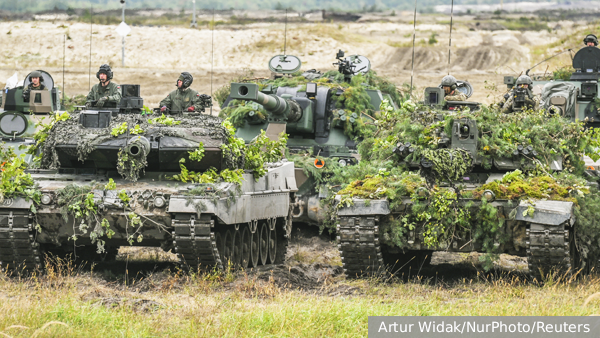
[230,83,302,122]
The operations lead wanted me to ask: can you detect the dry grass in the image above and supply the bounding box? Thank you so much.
[0,254,599,337]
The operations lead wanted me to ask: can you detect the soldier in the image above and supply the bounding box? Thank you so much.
[22,70,46,101]
[584,34,598,47]
[501,75,539,114]
[441,75,467,101]
[159,72,211,114]
[86,64,122,109]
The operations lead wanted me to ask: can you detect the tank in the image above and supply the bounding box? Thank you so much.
[220,51,403,227]
[333,79,599,280]
[0,70,62,162]
[0,85,296,272]
[504,46,600,129]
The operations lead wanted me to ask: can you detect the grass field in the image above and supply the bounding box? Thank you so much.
[1,255,600,337]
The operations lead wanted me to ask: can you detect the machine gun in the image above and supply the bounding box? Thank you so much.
[333,50,370,83]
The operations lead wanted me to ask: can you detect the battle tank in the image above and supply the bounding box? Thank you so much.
[220,51,403,226]
[504,46,600,129]
[0,85,295,272]
[333,67,600,280]
[0,70,62,161]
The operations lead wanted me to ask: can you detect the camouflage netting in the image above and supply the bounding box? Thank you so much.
[38,112,234,182]
[323,99,600,269]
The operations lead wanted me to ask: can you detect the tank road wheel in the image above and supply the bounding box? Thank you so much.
[240,226,251,269]
[232,228,242,268]
[259,222,269,266]
[223,230,234,267]
[268,225,277,264]
[215,232,224,263]
[250,227,260,268]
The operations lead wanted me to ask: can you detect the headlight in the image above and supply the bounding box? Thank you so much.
[153,196,166,208]
[482,190,495,202]
[416,187,429,199]
[41,194,53,205]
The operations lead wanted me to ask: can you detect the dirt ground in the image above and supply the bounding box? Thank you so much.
[111,226,527,293]
[0,19,580,109]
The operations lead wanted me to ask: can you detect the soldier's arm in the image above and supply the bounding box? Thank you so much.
[159,92,172,109]
[445,93,465,101]
[524,95,540,110]
[501,96,513,113]
[86,86,96,103]
[22,86,31,101]
[106,84,122,102]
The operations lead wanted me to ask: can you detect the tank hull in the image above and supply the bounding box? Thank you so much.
[335,196,576,279]
[0,162,297,272]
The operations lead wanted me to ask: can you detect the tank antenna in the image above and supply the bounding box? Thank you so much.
[447,0,454,75]
[525,48,573,75]
[283,9,288,55]
[210,8,215,115]
[88,4,93,91]
[62,34,66,106]
[409,0,417,98]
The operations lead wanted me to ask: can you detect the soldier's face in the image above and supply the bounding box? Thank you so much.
[443,86,451,95]
[32,77,40,86]
[177,80,183,88]
[99,73,108,83]
[588,42,595,47]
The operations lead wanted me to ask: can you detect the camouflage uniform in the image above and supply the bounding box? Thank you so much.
[445,91,467,101]
[86,82,122,106]
[22,83,46,101]
[159,87,205,113]
[500,89,539,114]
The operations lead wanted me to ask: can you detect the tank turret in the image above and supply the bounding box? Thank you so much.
[220,52,404,226]
[39,85,228,180]
[0,70,62,161]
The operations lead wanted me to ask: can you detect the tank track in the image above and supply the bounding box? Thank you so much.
[337,216,385,278]
[0,210,41,273]
[172,214,223,270]
[526,222,571,280]
[173,214,290,270]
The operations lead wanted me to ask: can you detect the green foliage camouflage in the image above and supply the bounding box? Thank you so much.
[365,101,600,174]
[218,70,401,139]
[0,144,40,207]
[325,98,600,269]
[55,181,116,253]
[173,121,288,183]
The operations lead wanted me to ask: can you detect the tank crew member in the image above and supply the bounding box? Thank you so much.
[159,72,211,114]
[441,75,467,101]
[584,34,598,47]
[501,74,539,114]
[86,64,122,109]
[22,70,46,101]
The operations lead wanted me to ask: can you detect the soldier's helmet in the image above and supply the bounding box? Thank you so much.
[177,72,193,88]
[441,75,458,90]
[515,75,533,88]
[96,64,113,80]
[584,34,598,46]
[29,70,44,82]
